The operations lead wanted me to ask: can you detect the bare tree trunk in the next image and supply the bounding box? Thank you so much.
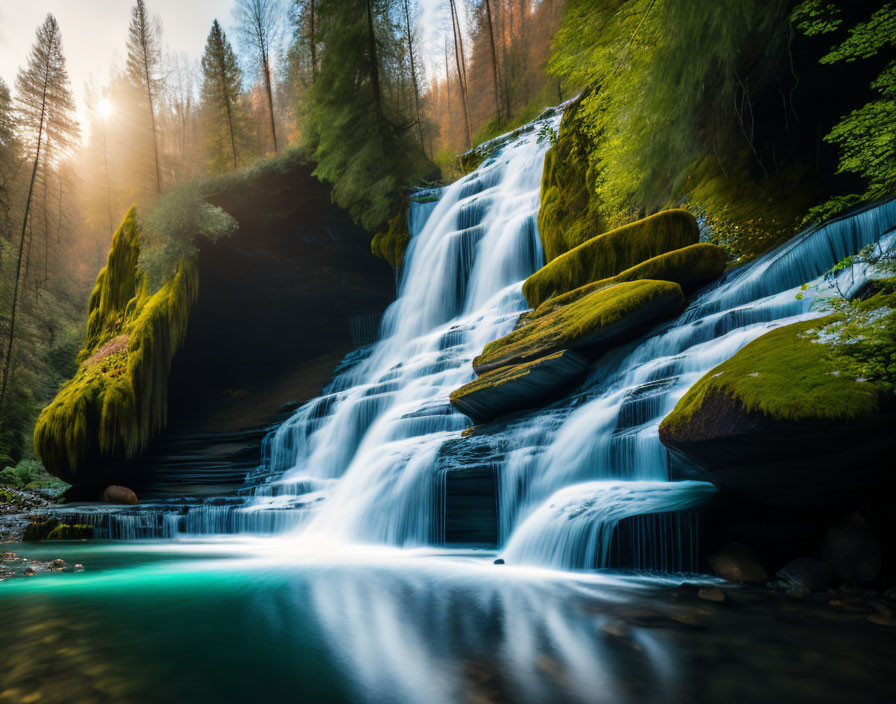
[484,0,502,125]
[443,38,452,121]
[261,45,278,154]
[449,0,473,149]
[140,36,162,193]
[401,0,426,153]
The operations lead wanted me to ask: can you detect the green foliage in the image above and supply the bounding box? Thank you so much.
[523,209,699,308]
[34,209,198,481]
[533,243,726,317]
[798,2,896,223]
[0,459,68,493]
[546,0,819,261]
[138,182,238,290]
[660,316,882,433]
[475,279,683,372]
[300,0,431,232]
[370,206,410,272]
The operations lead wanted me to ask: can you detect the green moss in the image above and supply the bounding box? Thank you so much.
[474,279,684,373]
[452,351,568,401]
[33,208,198,482]
[523,209,699,309]
[46,524,93,540]
[533,243,726,318]
[660,317,881,435]
[537,98,606,262]
[371,207,410,272]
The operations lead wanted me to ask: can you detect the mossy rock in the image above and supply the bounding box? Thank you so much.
[46,524,94,541]
[474,280,684,374]
[370,207,410,272]
[533,243,726,319]
[23,519,59,542]
[659,316,887,474]
[34,208,198,483]
[450,350,588,423]
[537,97,606,262]
[523,209,700,309]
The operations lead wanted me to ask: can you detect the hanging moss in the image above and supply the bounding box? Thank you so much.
[659,316,881,436]
[532,243,726,318]
[537,97,606,262]
[33,208,198,483]
[474,280,684,374]
[523,209,700,308]
[370,206,410,272]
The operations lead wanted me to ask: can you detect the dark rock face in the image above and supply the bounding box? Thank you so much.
[103,485,138,505]
[661,389,895,503]
[823,513,882,582]
[128,164,394,496]
[776,557,832,591]
[708,543,768,583]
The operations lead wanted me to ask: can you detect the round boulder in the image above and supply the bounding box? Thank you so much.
[102,485,138,505]
[776,557,832,591]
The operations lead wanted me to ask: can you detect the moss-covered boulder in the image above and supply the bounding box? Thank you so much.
[532,243,726,318]
[450,350,588,423]
[371,206,410,272]
[537,97,606,262]
[474,280,684,374]
[659,317,892,491]
[523,209,700,308]
[23,519,93,541]
[33,208,197,485]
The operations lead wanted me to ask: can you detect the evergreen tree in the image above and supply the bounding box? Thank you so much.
[126,0,164,194]
[302,0,430,230]
[1,14,78,418]
[201,20,244,172]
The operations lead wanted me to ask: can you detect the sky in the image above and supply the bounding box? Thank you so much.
[0,0,457,139]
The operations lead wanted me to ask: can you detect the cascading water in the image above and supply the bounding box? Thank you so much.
[52,106,896,575]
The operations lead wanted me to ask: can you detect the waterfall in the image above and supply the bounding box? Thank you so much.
[54,106,896,575]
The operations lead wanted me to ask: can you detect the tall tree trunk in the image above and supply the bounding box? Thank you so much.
[1,65,48,415]
[261,42,279,154]
[449,0,473,149]
[101,118,114,234]
[401,0,425,153]
[365,0,383,118]
[310,0,317,80]
[484,0,502,125]
[141,43,162,193]
[218,55,239,168]
[443,38,452,121]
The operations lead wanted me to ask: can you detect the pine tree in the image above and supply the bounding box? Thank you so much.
[201,20,244,172]
[302,0,429,230]
[449,0,473,149]
[235,0,283,155]
[126,0,164,193]
[1,14,78,417]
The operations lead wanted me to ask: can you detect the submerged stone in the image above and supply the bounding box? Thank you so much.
[450,350,588,423]
[708,543,768,583]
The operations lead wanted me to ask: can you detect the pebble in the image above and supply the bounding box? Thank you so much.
[493,558,504,565]
[698,588,726,603]
[866,614,896,627]
[74,564,85,572]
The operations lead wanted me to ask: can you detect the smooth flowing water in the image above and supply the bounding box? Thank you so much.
[44,107,896,574]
